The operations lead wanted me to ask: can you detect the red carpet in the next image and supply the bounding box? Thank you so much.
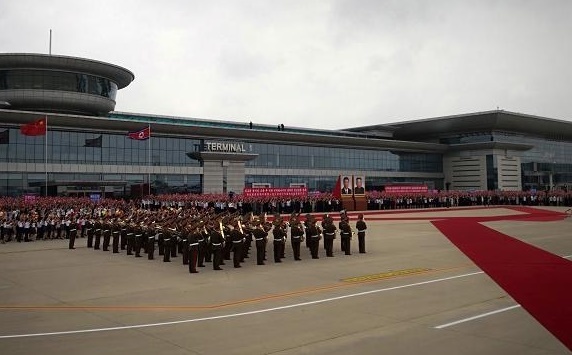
[433,211,572,351]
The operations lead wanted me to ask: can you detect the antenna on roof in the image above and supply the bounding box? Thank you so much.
[49,29,52,55]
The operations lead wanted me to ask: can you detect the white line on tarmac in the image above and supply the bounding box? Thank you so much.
[434,255,571,330]
[0,271,484,339]
[434,305,522,329]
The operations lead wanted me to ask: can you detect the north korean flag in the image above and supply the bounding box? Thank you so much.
[128,126,151,140]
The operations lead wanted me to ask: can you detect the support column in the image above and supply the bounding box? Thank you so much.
[202,160,223,194]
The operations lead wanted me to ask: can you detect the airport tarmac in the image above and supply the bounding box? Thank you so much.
[0,206,570,354]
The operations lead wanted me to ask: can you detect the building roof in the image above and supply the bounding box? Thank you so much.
[349,110,572,141]
[0,53,134,89]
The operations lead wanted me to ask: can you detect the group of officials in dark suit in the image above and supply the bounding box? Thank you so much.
[71,207,367,273]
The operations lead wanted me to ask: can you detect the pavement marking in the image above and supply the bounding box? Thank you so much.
[434,305,522,329]
[342,268,432,282]
[0,271,484,339]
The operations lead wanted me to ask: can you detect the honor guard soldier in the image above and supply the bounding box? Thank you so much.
[308,217,322,259]
[120,220,128,250]
[339,214,352,255]
[209,221,225,270]
[102,219,111,251]
[252,219,268,265]
[222,219,232,262]
[231,221,245,268]
[322,214,337,257]
[272,219,286,263]
[262,214,272,261]
[126,223,135,256]
[134,223,143,257]
[68,218,78,249]
[188,226,200,273]
[93,219,102,250]
[356,213,367,253]
[163,228,173,262]
[197,224,207,267]
[304,213,312,249]
[202,225,212,263]
[181,228,190,265]
[86,219,94,248]
[289,214,304,261]
[157,227,165,256]
[170,227,178,259]
[146,225,155,260]
[112,220,121,253]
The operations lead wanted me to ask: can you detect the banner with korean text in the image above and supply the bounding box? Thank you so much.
[243,187,308,198]
[384,185,428,194]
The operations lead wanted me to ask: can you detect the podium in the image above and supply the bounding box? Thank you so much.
[341,196,355,211]
[354,195,367,211]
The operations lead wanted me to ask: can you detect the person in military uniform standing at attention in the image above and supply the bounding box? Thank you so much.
[162,227,172,262]
[289,214,304,261]
[188,226,200,273]
[209,221,225,270]
[93,219,102,250]
[272,219,286,263]
[339,214,352,255]
[180,227,190,265]
[86,218,94,248]
[170,227,178,259]
[146,225,155,260]
[126,222,135,256]
[304,213,312,249]
[231,221,245,268]
[252,218,267,265]
[112,219,121,254]
[308,217,322,259]
[133,223,143,258]
[322,214,337,257]
[197,224,207,268]
[356,213,367,254]
[120,220,128,251]
[68,218,78,249]
[102,218,112,251]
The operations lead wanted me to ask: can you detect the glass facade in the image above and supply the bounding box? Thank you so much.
[0,69,118,100]
[245,142,442,172]
[493,131,572,190]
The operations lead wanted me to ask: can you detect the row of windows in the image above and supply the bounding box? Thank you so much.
[0,69,118,100]
[0,129,443,172]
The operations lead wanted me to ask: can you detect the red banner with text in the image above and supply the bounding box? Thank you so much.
[243,187,308,198]
[384,185,428,194]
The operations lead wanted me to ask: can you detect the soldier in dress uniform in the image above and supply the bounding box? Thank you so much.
[231,220,245,268]
[252,218,268,265]
[126,222,135,256]
[68,217,78,250]
[146,225,155,260]
[289,213,304,261]
[202,224,212,263]
[272,218,286,263]
[120,220,128,250]
[339,214,352,255]
[307,216,322,259]
[112,220,121,254]
[163,228,173,262]
[86,219,95,248]
[209,221,225,270]
[197,223,207,267]
[181,227,190,265]
[304,213,312,249]
[170,227,178,259]
[188,226,200,273]
[356,213,367,253]
[102,218,112,251]
[322,214,337,257]
[134,223,143,258]
[93,219,102,250]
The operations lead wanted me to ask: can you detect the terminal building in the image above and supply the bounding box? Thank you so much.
[1,53,571,197]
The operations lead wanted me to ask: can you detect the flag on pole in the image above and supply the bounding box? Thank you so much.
[84,135,102,147]
[128,126,150,140]
[20,117,47,136]
[332,175,342,199]
[0,129,9,144]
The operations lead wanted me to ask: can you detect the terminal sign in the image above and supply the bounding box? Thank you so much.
[204,142,247,153]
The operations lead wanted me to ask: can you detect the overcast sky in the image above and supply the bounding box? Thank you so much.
[1,0,571,129]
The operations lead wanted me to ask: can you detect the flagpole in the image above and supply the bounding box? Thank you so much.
[45,115,48,196]
[148,124,151,196]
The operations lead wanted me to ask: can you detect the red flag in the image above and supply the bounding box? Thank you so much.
[20,117,47,136]
[332,175,341,199]
[128,126,150,140]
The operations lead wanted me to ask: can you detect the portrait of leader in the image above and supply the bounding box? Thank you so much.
[341,176,352,195]
[354,176,365,195]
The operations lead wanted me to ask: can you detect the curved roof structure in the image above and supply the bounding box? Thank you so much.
[0,53,134,88]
